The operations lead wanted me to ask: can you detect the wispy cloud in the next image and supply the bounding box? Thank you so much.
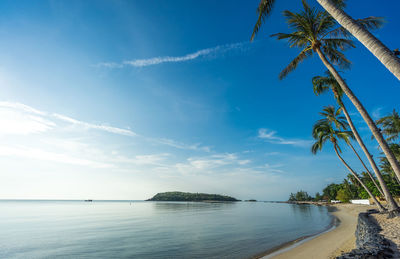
[111,153,170,166]
[0,101,135,137]
[175,153,251,173]
[372,107,384,120]
[0,101,211,153]
[53,113,136,137]
[258,128,312,147]
[97,42,248,68]
[0,104,55,135]
[152,138,211,152]
[0,146,112,168]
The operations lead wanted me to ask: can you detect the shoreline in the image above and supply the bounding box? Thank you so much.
[252,205,339,259]
[254,203,371,259]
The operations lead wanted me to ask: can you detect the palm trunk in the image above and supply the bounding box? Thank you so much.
[316,0,400,81]
[347,142,384,197]
[333,144,385,212]
[339,102,400,212]
[315,47,400,185]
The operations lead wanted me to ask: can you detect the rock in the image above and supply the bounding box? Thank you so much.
[336,211,394,259]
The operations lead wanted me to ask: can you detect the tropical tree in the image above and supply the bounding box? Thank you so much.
[311,114,386,212]
[268,0,400,190]
[316,105,386,197]
[251,0,400,81]
[316,0,400,81]
[380,143,400,186]
[322,183,341,201]
[312,72,400,213]
[376,110,400,142]
[336,188,351,202]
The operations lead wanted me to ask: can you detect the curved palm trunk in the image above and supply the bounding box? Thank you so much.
[316,0,400,81]
[347,142,384,197]
[333,145,385,212]
[315,47,400,185]
[338,102,400,212]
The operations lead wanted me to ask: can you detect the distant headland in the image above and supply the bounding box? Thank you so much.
[147,192,239,202]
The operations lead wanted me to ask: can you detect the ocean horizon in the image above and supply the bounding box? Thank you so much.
[0,200,333,258]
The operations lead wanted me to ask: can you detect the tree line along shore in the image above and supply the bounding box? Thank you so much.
[251,0,400,216]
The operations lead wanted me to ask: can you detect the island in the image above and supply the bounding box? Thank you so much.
[147,191,239,202]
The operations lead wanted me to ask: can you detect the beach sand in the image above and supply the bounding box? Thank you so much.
[264,203,371,259]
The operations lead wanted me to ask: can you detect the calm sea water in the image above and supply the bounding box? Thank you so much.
[0,200,332,259]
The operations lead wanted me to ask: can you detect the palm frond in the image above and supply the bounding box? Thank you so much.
[322,46,352,69]
[316,11,337,37]
[376,109,400,141]
[357,16,385,31]
[328,16,385,39]
[312,71,344,101]
[279,48,312,79]
[331,0,346,9]
[251,0,276,41]
[323,38,355,51]
[312,76,331,96]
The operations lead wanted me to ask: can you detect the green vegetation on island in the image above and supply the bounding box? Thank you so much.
[147,192,239,202]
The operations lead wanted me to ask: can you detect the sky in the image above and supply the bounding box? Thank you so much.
[0,0,399,200]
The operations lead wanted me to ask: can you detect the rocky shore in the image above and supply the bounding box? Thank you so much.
[337,210,398,258]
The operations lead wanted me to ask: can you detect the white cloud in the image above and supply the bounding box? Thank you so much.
[98,42,248,68]
[53,113,136,136]
[175,153,250,172]
[371,107,384,120]
[0,146,112,168]
[153,138,211,152]
[238,159,251,165]
[0,106,55,135]
[258,128,312,147]
[112,153,170,166]
[0,101,46,115]
[0,101,136,137]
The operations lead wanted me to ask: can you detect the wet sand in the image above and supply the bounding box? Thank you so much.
[262,204,371,259]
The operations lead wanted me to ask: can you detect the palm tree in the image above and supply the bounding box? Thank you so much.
[251,0,400,81]
[312,72,400,213]
[376,110,400,142]
[311,115,385,212]
[317,105,386,197]
[316,0,400,81]
[270,0,400,189]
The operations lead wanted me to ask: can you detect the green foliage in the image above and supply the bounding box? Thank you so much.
[147,192,239,202]
[379,143,400,195]
[376,110,400,142]
[288,190,312,201]
[323,183,342,200]
[314,192,322,201]
[336,188,351,202]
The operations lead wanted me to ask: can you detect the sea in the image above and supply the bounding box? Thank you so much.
[0,200,333,259]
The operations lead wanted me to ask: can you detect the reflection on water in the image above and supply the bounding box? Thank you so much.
[151,201,237,212]
[0,201,332,259]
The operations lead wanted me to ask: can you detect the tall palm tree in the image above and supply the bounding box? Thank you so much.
[312,72,400,213]
[251,0,400,81]
[316,0,400,81]
[376,110,400,142]
[270,0,400,189]
[311,117,385,212]
[317,105,386,198]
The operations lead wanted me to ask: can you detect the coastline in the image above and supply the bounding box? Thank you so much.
[256,203,371,259]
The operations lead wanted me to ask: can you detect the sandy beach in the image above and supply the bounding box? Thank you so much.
[263,204,371,259]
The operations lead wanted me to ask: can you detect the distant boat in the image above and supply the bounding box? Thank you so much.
[84,199,93,202]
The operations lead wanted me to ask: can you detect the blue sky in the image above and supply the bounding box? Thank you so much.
[0,0,399,200]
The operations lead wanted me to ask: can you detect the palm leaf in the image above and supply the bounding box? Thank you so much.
[328,16,385,39]
[279,48,312,79]
[251,0,276,41]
